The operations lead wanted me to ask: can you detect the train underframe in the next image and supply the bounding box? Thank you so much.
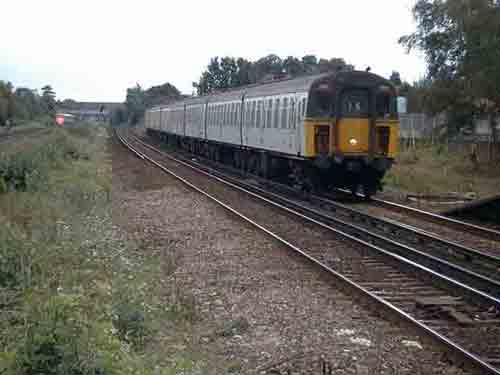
[147,129,392,197]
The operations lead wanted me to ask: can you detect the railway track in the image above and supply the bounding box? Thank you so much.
[116,128,500,374]
[359,192,500,243]
[137,129,500,296]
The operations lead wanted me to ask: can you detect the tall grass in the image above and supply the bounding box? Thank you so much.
[384,141,500,196]
[0,122,196,375]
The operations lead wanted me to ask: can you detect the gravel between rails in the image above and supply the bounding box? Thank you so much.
[111,130,476,374]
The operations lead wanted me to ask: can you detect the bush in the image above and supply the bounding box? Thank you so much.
[0,130,89,192]
[0,224,36,289]
[1,295,118,375]
[112,288,148,350]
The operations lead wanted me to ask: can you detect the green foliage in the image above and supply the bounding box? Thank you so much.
[0,130,86,192]
[125,84,146,125]
[112,287,148,350]
[0,81,54,126]
[0,225,36,289]
[193,54,354,95]
[125,82,182,124]
[41,85,57,114]
[400,0,500,137]
[2,295,113,375]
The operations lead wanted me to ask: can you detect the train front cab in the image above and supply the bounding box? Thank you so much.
[303,75,399,196]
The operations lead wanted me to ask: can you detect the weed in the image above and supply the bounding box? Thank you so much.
[112,286,149,350]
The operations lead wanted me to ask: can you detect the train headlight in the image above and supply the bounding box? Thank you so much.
[349,138,358,146]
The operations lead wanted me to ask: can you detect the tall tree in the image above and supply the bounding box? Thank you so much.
[145,82,182,107]
[41,85,56,114]
[125,83,145,124]
[194,54,354,95]
[0,81,15,125]
[400,0,500,144]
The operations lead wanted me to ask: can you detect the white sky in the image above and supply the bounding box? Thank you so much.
[1,0,426,102]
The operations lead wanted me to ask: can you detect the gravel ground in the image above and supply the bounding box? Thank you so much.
[111,132,471,375]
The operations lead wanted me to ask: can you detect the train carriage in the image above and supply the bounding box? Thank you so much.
[145,70,399,196]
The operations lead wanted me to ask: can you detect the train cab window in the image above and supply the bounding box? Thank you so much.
[281,98,288,128]
[376,88,397,119]
[341,90,369,117]
[308,84,334,118]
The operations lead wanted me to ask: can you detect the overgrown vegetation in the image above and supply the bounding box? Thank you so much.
[0,81,56,126]
[384,142,500,197]
[400,0,500,147]
[0,122,202,374]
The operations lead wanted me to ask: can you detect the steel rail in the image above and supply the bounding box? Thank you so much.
[132,132,500,300]
[356,191,500,242]
[116,129,500,375]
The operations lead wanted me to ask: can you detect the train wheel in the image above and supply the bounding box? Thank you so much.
[362,184,376,200]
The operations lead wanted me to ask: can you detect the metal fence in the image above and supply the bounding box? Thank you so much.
[399,113,499,141]
[399,113,442,140]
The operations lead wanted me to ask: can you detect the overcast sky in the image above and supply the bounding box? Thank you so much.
[1,0,425,102]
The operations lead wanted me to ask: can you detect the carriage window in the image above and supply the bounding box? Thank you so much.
[281,98,288,128]
[267,99,273,128]
[233,103,237,126]
[274,99,280,128]
[236,103,240,125]
[232,103,237,125]
[341,90,369,117]
[252,101,257,128]
[248,102,253,127]
[256,100,261,128]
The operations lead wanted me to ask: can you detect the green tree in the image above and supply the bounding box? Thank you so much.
[125,84,146,124]
[400,0,500,145]
[0,81,15,125]
[144,82,182,107]
[194,54,354,95]
[41,85,56,114]
[14,87,43,120]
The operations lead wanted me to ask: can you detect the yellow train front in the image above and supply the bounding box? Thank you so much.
[301,71,399,196]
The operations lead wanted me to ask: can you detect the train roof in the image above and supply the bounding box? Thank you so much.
[149,70,393,111]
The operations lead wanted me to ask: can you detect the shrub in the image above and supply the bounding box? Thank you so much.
[112,288,148,350]
[1,295,117,375]
[0,224,36,289]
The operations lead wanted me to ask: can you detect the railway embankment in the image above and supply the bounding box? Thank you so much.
[0,123,160,374]
[382,143,500,215]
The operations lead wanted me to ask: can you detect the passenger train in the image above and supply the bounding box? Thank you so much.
[145,70,399,196]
